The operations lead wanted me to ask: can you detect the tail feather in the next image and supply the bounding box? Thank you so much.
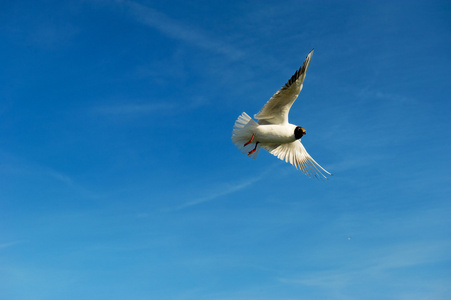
[231,112,261,159]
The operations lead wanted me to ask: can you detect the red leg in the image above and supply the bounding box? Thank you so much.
[243,134,255,147]
[248,142,259,156]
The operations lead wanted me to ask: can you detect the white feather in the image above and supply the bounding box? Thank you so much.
[261,141,330,179]
[231,112,261,159]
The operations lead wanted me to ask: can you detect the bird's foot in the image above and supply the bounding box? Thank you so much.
[244,134,255,147]
[248,142,259,156]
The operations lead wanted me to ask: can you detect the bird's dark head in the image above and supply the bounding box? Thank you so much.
[294,126,306,139]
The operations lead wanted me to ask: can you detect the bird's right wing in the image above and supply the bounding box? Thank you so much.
[262,140,331,179]
[254,49,314,125]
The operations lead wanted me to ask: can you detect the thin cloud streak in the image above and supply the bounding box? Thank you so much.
[170,175,264,211]
[32,164,99,198]
[1,152,98,199]
[277,207,451,297]
[91,96,208,118]
[93,102,175,115]
[0,241,21,250]
[119,0,244,60]
[279,242,451,289]
[277,240,451,300]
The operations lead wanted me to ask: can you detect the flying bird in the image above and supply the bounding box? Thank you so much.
[231,49,331,179]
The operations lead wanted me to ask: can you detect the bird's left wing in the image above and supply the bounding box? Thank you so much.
[254,49,314,125]
[262,140,331,179]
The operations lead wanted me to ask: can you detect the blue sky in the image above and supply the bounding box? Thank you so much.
[1,0,450,299]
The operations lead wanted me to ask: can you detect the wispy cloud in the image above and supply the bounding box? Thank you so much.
[92,102,175,116]
[325,153,391,173]
[278,240,451,300]
[0,241,21,250]
[276,206,451,299]
[169,175,264,211]
[91,96,208,118]
[282,240,451,283]
[118,0,244,60]
[0,152,98,199]
[277,242,451,300]
[2,2,79,51]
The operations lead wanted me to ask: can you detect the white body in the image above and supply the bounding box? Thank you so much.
[254,124,297,144]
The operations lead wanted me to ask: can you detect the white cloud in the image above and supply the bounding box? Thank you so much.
[278,239,451,298]
[0,152,98,199]
[169,175,265,211]
[92,102,175,115]
[91,96,208,118]
[0,241,21,250]
[276,206,451,299]
[118,0,244,60]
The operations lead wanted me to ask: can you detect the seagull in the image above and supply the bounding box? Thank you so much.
[231,49,331,179]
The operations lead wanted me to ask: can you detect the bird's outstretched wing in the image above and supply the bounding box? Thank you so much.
[262,140,331,179]
[254,49,314,125]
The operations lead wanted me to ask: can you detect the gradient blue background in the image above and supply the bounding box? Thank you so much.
[1,1,450,299]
